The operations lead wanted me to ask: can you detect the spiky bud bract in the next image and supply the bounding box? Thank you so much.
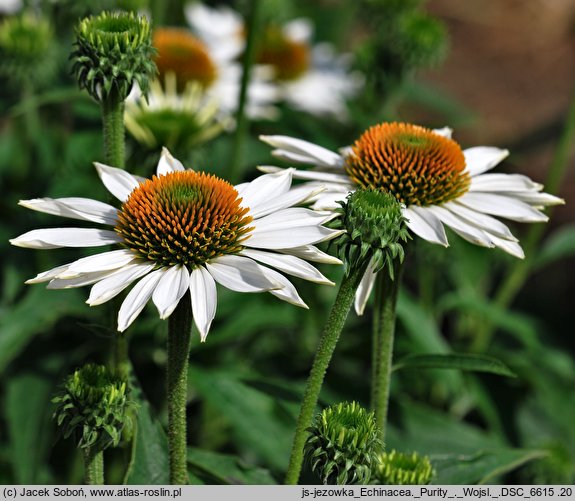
[305,401,383,485]
[373,449,434,485]
[52,363,134,451]
[330,189,410,278]
[71,11,157,103]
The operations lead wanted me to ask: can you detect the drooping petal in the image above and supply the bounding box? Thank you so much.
[156,147,185,176]
[503,191,565,207]
[427,206,494,248]
[18,198,118,225]
[457,192,548,222]
[464,147,509,176]
[206,255,282,292]
[259,135,344,168]
[255,265,308,308]
[489,234,525,259]
[10,228,122,249]
[152,265,191,319]
[87,262,156,306]
[117,269,164,332]
[63,249,137,276]
[240,248,334,285]
[442,201,518,241]
[94,162,142,202]
[403,206,449,247]
[355,258,377,315]
[252,207,334,232]
[189,266,217,342]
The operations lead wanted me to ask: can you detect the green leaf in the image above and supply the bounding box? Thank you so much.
[6,374,54,484]
[394,353,516,378]
[432,449,548,485]
[0,287,90,373]
[534,224,575,269]
[124,394,170,485]
[189,367,294,471]
[188,448,276,485]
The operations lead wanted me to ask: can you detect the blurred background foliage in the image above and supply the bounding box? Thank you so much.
[1,0,574,485]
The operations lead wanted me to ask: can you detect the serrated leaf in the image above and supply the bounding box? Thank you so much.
[431,449,548,484]
[394,353,516,378]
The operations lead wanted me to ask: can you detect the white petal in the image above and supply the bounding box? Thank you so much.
[117,269,164,332]
[311,191,348,210]
[87,262,155,305]
[252,207,334,232]
[152,265,190,319]
[47,270,120,289]
[457,192,548,222]
[10,228,122,249]
[247,224,343,249]
[157,147,185,176]
[277,245,343,264]
[25,263,71,284]
[94,162,142,202]
[259,165,351,185]
[427,206,494,248]
[259,135,344,168]
[237,169,293,212]
[443,201,518,241]
[489,235,525,259]
[433,127,453,138]
[403,206,449,246]
[503,191,565,207]
[464,147,509,176]
[284,18,313,43]
[206,255,282,292]
[189,266,217,342]
[355,259,377,315]
[240,249,334,285]
[18,198,118,225]
[469,173,542,192]
[64,249,137,276]
[256,266,308,308]
[249,185,326,219]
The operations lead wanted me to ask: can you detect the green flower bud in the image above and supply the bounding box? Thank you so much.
[52,364,134,451]
[0,12,57,86]
[373,449,434,485]
[330,189,410,277]
[71,11,157,103]
[305,401,383,485]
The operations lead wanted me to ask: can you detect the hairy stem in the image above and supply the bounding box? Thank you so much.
[83,447,104,485]
[285,261,369,485]
[167,295,193,485]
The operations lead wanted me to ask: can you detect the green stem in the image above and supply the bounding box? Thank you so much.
[285,260,369,485]
[101,90,125,168]
[83,447,104,485]
[113,333,130,382]
[472,89,575,352]
[227,0,262,183]
[370,259,404,438]
[167,294,193,485]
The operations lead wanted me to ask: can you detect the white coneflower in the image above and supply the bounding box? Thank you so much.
[10,150,343,340]
[153,26,279,121]
[260,122,564,313]
[185,2,362,119]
